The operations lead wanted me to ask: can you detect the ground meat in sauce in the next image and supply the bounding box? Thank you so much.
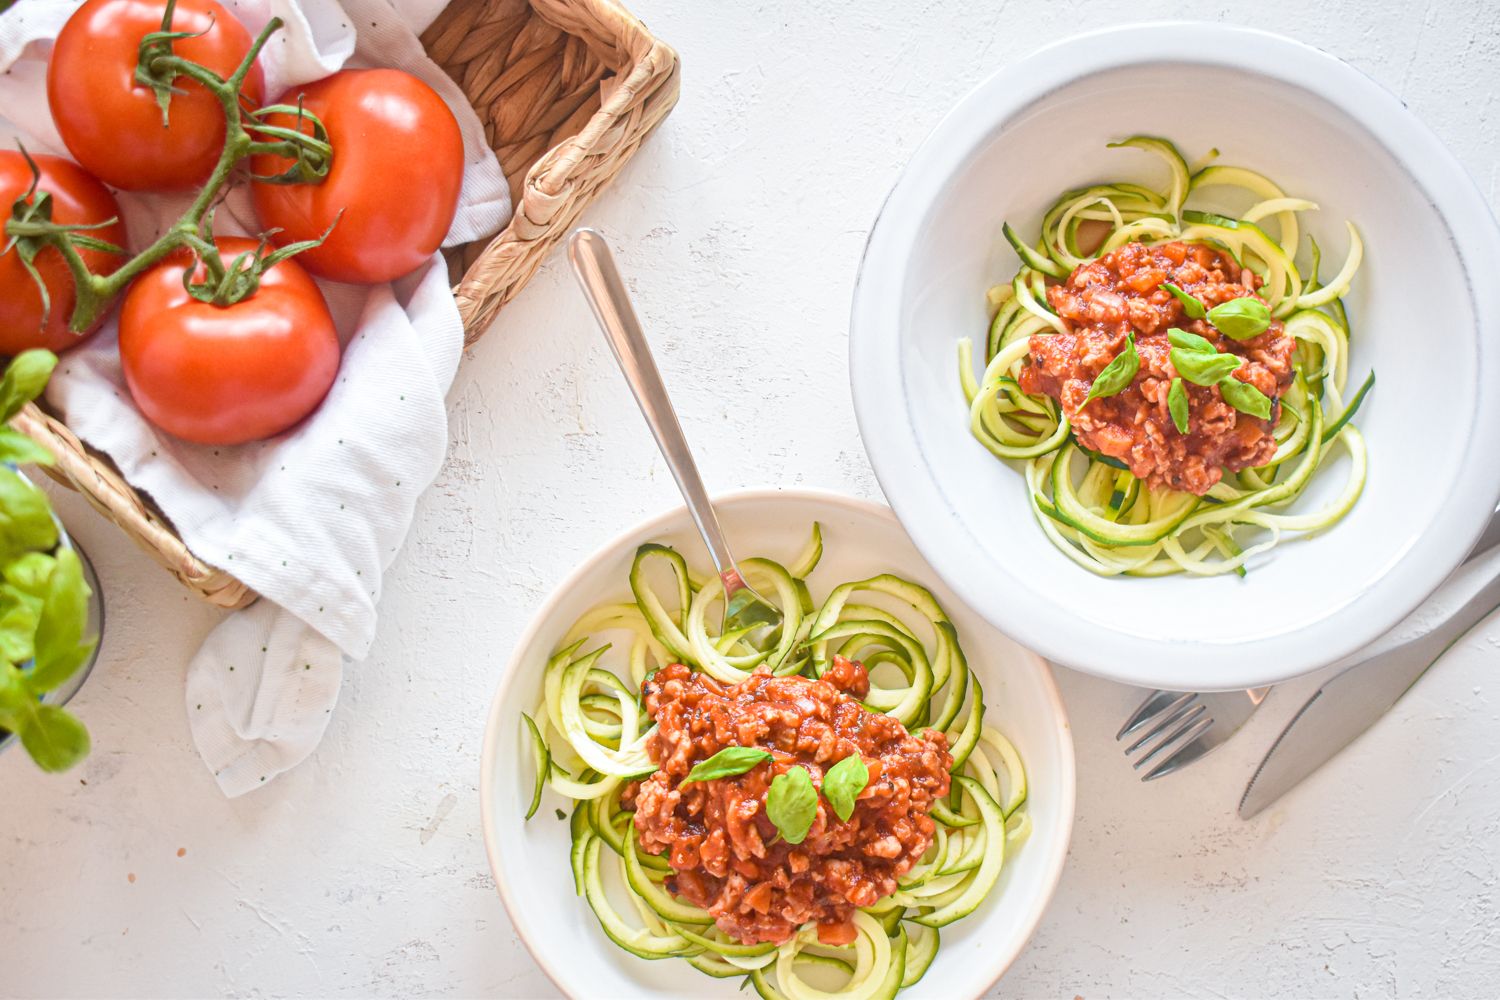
[1018,240,1297,496]
[624,657,952,946]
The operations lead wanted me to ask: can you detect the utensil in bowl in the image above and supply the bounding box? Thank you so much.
[848,23,1500,691]
[1117,687,1269,781]
[567,228,781,632]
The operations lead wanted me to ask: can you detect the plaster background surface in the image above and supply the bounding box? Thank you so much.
[3,0,1499,996]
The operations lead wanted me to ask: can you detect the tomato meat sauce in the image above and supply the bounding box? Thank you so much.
[1019,241,1296,496]
[625,657,952,946]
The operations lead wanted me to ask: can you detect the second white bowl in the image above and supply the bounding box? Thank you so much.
[850,23,1500,690]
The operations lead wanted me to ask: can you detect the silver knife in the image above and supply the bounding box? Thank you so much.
[1239,512,1500,819]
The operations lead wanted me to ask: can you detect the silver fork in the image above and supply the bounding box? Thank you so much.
[1117,687,1270,780]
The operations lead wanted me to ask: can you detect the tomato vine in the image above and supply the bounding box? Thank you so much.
[1,0,334,333]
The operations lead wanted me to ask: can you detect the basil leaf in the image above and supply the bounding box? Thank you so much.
[1208,297,1272,340]
[1084,333,1139,403]
[18,703,90,773]
[1161,282,1206,319]
[822,754,869,823]
[30,547,93,693]
[1167,328,1216,355]
[0,428,55,468]
[0,468,58,564]
[5,552,56,597]
[1168,378,1190,434]
[681,745,772,784]
[1171,348,1241,387]
[766,765,817,844]
[1219,376,1274,420]
[0,350,57,424]
[0,586,41,664]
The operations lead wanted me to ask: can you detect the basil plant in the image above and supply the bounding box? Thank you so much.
[0,350,98,772]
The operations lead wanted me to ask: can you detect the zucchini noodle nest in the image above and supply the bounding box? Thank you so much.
[957,136,1373,577]
[520,524,1030,999]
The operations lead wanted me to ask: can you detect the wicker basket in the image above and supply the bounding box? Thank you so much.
[14,0,680,610]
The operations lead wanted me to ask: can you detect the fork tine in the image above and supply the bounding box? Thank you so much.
[1117,690,1192,740]
[1139,716,1216,780]
[1129,702,1208,766]
[1123,696,1201,754]
[1140,717,1217,781]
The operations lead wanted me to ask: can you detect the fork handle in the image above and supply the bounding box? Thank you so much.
[567,228,737,578]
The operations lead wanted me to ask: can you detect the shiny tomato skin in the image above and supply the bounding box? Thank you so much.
[250,69,464,284]
[119,238,339,445]
[0,152,128,354]
[48,0,264,192]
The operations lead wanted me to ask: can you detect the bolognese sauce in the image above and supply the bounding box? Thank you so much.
[1019,240,1296,495]
[625,657,952,946]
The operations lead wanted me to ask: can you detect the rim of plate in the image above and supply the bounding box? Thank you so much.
[479,487,1076,998]
[849,22,1500,690]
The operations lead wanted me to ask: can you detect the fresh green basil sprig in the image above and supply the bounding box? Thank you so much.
[767,765,818,844]
[1209,297,1272,340]
[0,350,99,773]
[681,746,772,784]
[1167,378,1190,434]
[1166,329,1275,423]
[822,753,870,823]
[1161,282,1206,319]
[1170,347,1241,387]
[1158,282,1272,340]
[1219,376,1273,420]
[1084,333,1139,404]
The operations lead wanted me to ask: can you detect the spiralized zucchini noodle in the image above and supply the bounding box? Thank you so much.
[957,137,1373,577]
[521,524,1030,999]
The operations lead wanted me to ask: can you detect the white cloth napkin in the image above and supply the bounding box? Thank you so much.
[0,0,509,795]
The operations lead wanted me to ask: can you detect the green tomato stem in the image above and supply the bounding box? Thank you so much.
[1,14,333,334]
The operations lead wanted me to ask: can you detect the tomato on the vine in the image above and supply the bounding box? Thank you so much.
[250,68,464,284]
[0,152,128,354]
[48,0,264,192]
[119,238,340,445]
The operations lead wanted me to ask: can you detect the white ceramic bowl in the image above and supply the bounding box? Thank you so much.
[480,489,1075,997]
[850,23,1500,691]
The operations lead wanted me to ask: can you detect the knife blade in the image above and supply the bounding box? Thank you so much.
[1239,529,1500,819]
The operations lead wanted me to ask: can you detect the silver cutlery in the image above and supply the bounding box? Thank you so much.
[1239,516,1500,818]
[567,228,781,631]
[1117,686,1270,781]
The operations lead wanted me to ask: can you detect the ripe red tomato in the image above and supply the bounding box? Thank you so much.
[250,69,464,284]
[48,0,264,192]
[0,151,128,354]
[119,238,339,445]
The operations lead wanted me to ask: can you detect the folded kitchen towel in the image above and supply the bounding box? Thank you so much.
[0,0,508,795]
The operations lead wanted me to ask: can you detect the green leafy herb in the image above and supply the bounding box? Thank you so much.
[1208,297,1272,340]
[1161,282,1206,319]
[822,754,869,822]
[0,350,97,774]
[1171,347,1241,387]
[682,746,773,784]
[1084,333,1139,404]
[0,349,56,424]
[1218,376,1274,420]
[1168,378,1190,434]
[1167,328,1216,355]
[18,703,89,773]
[766,766,818,844]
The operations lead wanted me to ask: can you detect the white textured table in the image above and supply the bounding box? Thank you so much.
[4,1,1499,996]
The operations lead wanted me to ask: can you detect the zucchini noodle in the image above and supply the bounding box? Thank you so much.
[958,136,1373,576]
[521,524,1030,998]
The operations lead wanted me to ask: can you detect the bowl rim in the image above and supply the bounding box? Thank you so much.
[849,21,1500,690]
[478,486,1077,998]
